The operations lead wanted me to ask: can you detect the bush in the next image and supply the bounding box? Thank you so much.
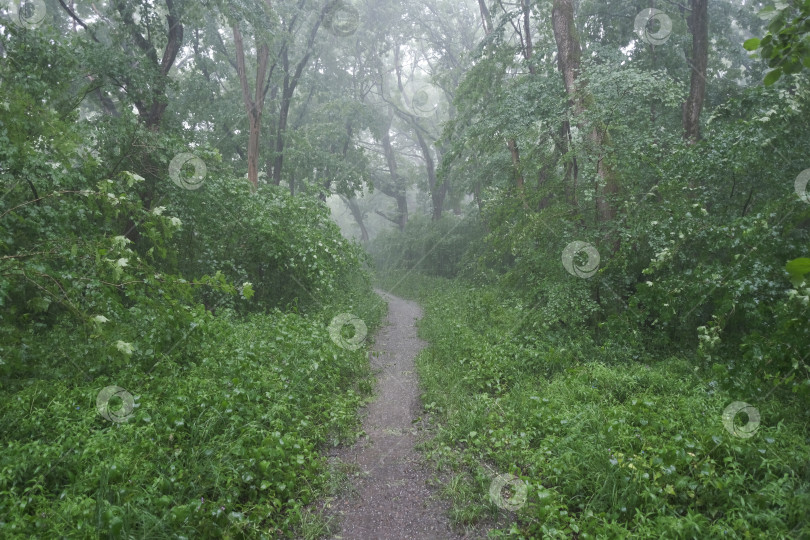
[0,310,380,537]
[0,44,384,535]
[390,274,810,538]
[165,178,372,313]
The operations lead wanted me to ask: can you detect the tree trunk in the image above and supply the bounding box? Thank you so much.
[269,11,324,194]
[683,0,708,143]
[379,116,408,231]
[552,0,581,208]
[595,142,618,222]
[414,129,445,220]
[552,0,581,105]
[343,197,369,242]
[477,0,493,34]
[233,23,269,190]
[111,0,183,130]
[552,0,618,223]
[507,0,533,208]
[246,115,261,187]
[521,0,535,75]
[104,0,183,245]
[396,194,408,230]
[272,83,291,190]
[487,0,532,209]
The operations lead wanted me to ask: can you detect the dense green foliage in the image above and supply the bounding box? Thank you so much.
[745,0,810,85]
[366,0,810,537]
[3,0,810,536]
[1,12,383,538]
[381,273,809,538]
[0,312,380,537]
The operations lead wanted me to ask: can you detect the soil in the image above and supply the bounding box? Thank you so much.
[325,290,485,540]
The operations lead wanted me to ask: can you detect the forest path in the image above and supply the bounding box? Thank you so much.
[326,290,473,539]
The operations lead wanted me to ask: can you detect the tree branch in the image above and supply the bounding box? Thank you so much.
[57,0,93,36]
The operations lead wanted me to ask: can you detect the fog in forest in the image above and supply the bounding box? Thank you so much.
[2,0,809,537]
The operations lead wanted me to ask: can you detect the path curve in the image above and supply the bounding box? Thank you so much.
[327,290,467,539]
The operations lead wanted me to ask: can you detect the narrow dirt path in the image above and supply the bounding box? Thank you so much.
[326,290,469,540]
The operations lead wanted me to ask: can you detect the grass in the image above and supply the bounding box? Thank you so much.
[0,294,386,539]
[379,270,810,539]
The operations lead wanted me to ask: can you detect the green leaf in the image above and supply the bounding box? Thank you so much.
[241,282,255,300]
[123,171,145,186]
[786,257,810,286]
[743,38,761,51]
[109,516,123,535]
[768,13,787,33]
[758,5,777,20]
[29,296,52,313]
[170,504,192,524]
[784,56,803,74]
[763,68,783,85]
[116,340,135,355]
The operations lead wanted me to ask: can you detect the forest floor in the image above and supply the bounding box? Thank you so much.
[324,290,486,539]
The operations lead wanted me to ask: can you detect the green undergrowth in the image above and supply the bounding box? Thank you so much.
[0,76,386,538]
[378,271,810,539]
[0,296,385,538]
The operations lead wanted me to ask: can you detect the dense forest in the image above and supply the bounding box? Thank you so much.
[1,0,808,537]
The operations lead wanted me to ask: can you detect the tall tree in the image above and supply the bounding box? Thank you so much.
[376,110,409,231]
[485,0,532,205]
[551,0,617,222]
[269,5,327,194]
[340,195,370,242]
[58,0,184,129]
[477,0,493,34]
[683,0,709,143]
[232,12,271,190]
[226,0,328,192]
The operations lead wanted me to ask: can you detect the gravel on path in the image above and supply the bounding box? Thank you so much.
[326,290,480,540]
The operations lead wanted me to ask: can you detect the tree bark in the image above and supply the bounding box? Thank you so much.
[683,0,708,143]
[233,22,270,190]
[414,128,446,220]
[552,0,581,104]
[270,9,324,194]
[379,114,408,231]
[552,0,618,223]
[342,196,369,242]
[477,0,493,35]
[552,0,581,207]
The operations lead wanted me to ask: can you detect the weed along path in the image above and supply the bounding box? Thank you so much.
[327,290,467,539]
